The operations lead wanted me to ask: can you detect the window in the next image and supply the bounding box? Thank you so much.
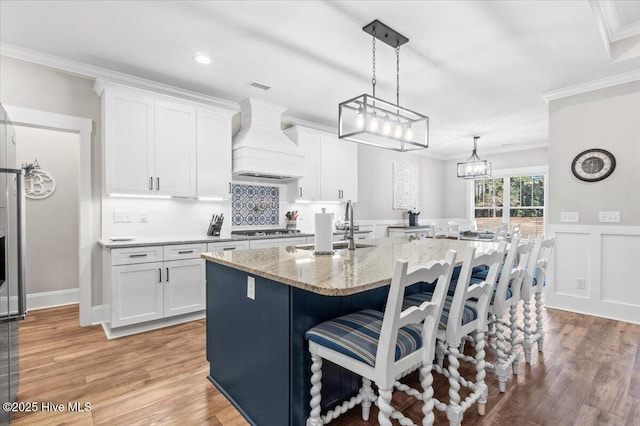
[472,174,545,238]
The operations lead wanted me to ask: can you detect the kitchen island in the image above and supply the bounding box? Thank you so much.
[202,237,499,426]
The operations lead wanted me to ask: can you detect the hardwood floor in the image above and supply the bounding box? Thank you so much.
[10,305,639,425]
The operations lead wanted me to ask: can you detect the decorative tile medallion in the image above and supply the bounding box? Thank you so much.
[231,184,279,226]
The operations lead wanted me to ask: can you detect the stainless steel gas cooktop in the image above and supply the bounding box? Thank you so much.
[231,229,302,237]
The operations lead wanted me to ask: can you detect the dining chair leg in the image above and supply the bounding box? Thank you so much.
[436,341,446,368]
[523,298,533,363]
[535,292,544,352]
[377,387,393,426]
[474,331,488,415]
[509,304,520,375]
[420,362,436,426]
[307,354,324,426]
[447,342,463,425]
[494,322,508,393]
[360,377,374,421]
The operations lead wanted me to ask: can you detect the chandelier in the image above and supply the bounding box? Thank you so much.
[338,20,429,152]
[457,136,492,179]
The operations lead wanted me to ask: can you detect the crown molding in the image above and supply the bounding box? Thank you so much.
[1,43,239,112]
[541,69,640,101]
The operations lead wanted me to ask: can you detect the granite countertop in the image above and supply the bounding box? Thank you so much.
[201,237,500,296]
[98,230,371,248]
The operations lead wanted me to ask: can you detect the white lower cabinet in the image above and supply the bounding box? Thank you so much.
[111,261,164,327]
[106,243,206,330]
[164,258,206,317]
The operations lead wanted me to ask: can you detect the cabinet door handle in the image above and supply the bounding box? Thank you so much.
[156,177,160,191]
[158,268,162,283]
[223,247,236,251]
[149,177,153,190]
[299,187,303,197]
[166,267,169,282]
[129,254,148,258]
[178,250,194,254]
[229,182,232,194]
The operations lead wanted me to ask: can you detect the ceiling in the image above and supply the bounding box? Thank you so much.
[1,0,640,158]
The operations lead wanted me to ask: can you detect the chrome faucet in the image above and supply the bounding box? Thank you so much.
[344,200,355,250]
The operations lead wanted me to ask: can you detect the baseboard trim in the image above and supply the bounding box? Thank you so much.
[91,305,107,325]
[27,288,79,311]
[101,311,205,339]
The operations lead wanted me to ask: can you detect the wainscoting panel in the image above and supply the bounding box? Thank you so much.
[547,225,640,325]
[601,234,640,306]
[552,232,591,298]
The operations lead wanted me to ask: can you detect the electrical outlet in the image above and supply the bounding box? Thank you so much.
[113,211,131,223]
[560,211,579,223]
[247,276,255,300]
[576,278,586,289]
[599,211,620,223]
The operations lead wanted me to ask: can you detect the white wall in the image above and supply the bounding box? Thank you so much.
[548,81,640,226]
[16,126,79,295]
[547,80,640,324]
[357,144,445,222]
[0,55,102,305]
[442,147,549,218]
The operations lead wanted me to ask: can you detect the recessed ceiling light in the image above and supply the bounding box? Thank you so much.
[194,52,211,65]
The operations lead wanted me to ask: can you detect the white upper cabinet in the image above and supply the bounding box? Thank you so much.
[155,102,197,197]
[284,127,320,202]
[284,126,358,203]
[98,82,234,198]
[196,109,232,199]
[103,90,155,195]
[319,134,358,202]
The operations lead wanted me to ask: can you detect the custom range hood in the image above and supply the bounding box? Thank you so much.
[232,98,305,180]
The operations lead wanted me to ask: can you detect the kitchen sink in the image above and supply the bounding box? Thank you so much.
[296,242,375,251]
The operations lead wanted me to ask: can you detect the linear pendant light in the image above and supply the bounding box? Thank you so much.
[457,136,492,179]
[338,20,429,152]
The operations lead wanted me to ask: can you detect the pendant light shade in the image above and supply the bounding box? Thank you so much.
[338,20,429,152]
[457,136,492,179]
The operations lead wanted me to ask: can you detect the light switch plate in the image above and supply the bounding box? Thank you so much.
[560,211,579,223]
[599,211,620,223]
[247,276,255,300]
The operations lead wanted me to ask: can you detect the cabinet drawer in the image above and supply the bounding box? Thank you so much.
[111,246,163,266]
[164,243,206,261]
[207,241,250,252]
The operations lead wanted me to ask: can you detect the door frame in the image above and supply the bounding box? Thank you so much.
[5,105,93,326]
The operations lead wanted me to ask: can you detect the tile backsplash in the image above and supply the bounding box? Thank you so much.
[232,184,279,226]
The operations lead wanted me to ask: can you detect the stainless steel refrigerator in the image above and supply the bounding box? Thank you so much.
[0,104,27,426]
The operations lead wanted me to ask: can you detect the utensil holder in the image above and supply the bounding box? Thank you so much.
[286,220,297,230]
[409,213,419,227]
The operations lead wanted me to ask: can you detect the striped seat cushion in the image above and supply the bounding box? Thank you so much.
[468,277,513,303]
[305,309,422,367]
[402,293,478,330]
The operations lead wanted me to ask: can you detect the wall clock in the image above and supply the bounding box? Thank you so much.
[571,148,616,182]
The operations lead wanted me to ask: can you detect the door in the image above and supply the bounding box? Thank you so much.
[196,110,232,199]
[319,135,340,201]
[111,262,164,327]
[336,141,358,202]
[154,102,197,197]
[163,258,205,317]
[103,90,155,195]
